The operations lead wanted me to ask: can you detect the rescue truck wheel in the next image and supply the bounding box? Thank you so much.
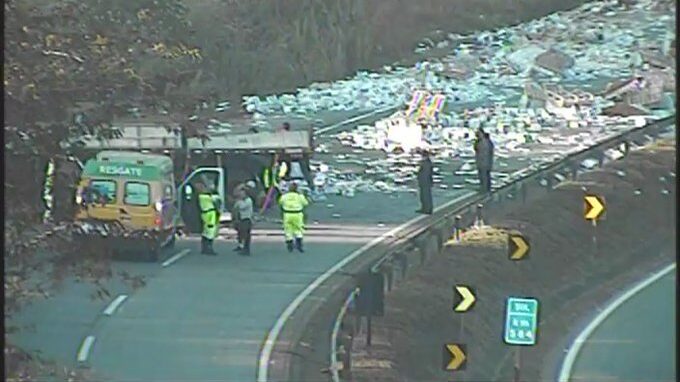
[147,242,161,262]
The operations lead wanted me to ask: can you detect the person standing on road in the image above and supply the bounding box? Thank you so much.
[474,129,495,193]
[232,184,254,256]
[197,182,218,255]
[261,153,288,211]
[279,182,309,253]
[416,150,434,215]
[244,180,259,207]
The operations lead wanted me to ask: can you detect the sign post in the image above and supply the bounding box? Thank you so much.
[504,297,540,382]
[584,194,606,255]
[504,297,539,345]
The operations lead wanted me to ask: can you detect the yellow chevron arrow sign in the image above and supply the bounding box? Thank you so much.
[584,195,605,221]
[508,234,530,260]
[443,343,467,371]
[454,285,476,312]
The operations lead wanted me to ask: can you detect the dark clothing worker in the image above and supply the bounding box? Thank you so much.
[474,130,494,193]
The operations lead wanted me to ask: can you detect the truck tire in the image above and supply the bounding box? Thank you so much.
[147,242,161,262]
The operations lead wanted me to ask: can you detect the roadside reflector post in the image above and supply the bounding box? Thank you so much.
[622,141,630,156]
[476,204,484,227]
[454,215,461,242]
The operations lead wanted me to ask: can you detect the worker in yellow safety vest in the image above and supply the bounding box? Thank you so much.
[262,153,288,208]
[278,182,309,253]
[196,182,218,255]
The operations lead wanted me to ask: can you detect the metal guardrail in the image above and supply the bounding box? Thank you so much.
[371,115,675,270]
[330,114,675,379]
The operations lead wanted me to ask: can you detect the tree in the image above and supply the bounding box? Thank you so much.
[4,1,204,378]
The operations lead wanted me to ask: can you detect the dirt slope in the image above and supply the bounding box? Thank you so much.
[350,142,676,382]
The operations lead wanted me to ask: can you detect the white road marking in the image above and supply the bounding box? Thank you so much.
[161,249,191,268]
[76,335,96,363]
[257,191,475,382]
[558,262,676,382]
[315,105,398,135]
[102,294,128,316]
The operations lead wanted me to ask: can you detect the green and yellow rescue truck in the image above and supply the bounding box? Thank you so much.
[69,123,314,260]
[74,151,178,261]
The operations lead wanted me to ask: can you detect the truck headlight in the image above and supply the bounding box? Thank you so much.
[154,201,163,212]
[75,194,82,205]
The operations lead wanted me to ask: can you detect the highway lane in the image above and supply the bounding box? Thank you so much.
[7,253,167,370]
[565,265,676,382]
[8,187,473,381]
[88,238,377,381]
[86,189,474,381]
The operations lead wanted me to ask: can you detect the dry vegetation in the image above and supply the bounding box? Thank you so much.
[186,0,590,102]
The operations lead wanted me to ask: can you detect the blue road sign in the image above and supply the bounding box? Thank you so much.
[504,297,539,345]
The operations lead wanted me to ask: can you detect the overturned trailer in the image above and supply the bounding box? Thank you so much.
[67,121,314,225]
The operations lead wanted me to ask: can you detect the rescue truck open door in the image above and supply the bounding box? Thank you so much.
[176,167,226,234]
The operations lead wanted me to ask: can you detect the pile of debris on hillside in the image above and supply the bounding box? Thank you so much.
[305,98,659,198]
[241,0,675,119]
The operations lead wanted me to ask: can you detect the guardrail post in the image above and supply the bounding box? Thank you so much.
[386,265,393,292]
[622,141,630,156]
[400,252,408,279]
[354,311,362,337]
[340,334,352,375]
[366,313,372,347]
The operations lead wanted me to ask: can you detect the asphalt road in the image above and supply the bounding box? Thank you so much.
[7,79,651,381]
[567,269,676,382]
[9,187,473,382]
